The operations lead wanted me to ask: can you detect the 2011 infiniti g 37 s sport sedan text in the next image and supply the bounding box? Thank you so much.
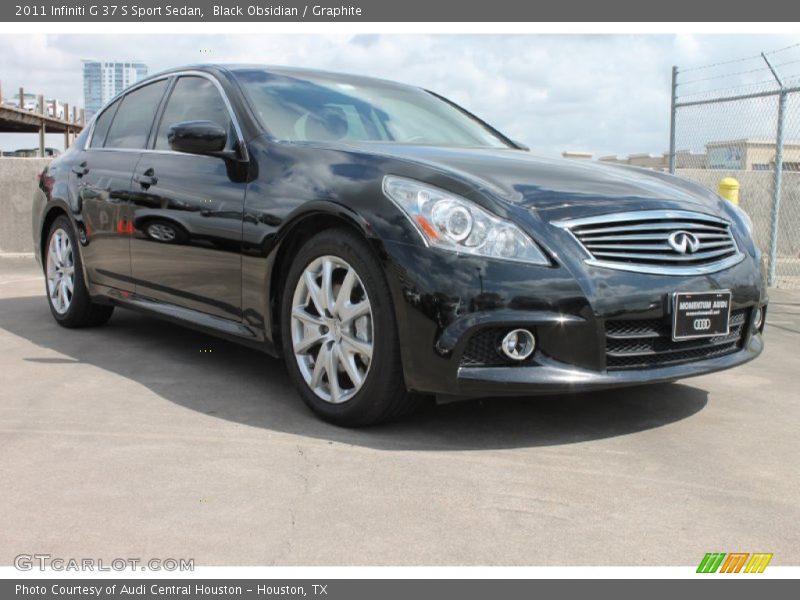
[32,65,766,426]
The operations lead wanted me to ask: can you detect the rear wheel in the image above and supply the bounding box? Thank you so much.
[280,229,421,426]
[45,216,114,328]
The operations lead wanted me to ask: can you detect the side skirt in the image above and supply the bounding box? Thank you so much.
[91,284,280,358]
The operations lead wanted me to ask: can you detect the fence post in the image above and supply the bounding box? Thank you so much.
[37,94,45,157]
[767,89,787,287]
[669,66,678,174]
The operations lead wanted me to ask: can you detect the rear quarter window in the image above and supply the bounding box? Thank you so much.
[88,98,121,148]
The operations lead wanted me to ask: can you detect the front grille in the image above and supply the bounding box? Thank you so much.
[605,309,748,370]
[556,210,743,275]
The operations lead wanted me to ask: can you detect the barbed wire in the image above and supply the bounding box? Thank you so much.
[678,40,800,74]
[679,79,799,102]
[679,65,772,87]
[679,53,762,74]
[676,78,783,101]
[774,57,800,69]
[764,41,800,56]
[678,70,800,97]
[677,56,800,99]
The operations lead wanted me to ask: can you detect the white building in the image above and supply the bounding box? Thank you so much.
[83,60,148,117]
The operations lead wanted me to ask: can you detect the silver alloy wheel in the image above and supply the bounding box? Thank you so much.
[46,228,75,315]
[290,255,374,404]
[147,222,177,242]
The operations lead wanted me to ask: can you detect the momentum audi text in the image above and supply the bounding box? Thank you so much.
[32,65,766,425]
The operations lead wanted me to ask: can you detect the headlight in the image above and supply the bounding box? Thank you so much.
[726,201,753,235]
[382,176,550,265]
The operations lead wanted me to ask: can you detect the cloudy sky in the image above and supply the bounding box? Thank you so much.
[1,33,799,154]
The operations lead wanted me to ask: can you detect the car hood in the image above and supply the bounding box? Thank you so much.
[334,142,728,222]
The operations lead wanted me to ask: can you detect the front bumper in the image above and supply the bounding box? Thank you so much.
[454,333,762,398]
[381,239,766,398]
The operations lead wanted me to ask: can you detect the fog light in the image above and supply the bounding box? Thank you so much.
[500,329,536,361]
[753,306,764,330]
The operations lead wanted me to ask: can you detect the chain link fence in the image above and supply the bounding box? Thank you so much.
[669,44,800,288]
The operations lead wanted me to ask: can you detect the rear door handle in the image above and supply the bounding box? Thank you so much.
[134,168,158,188]
[72,162,89,177]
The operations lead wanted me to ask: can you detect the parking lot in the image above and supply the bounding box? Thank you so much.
[1,255,798,566]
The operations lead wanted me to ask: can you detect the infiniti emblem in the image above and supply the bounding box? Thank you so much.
[668,231,701,254]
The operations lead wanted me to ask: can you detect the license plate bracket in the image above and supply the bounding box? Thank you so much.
[672,291,732,340]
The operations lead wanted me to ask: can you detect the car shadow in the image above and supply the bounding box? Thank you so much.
[0,295,708,451]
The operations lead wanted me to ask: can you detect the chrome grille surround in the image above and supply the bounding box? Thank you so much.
[554,210,744,275]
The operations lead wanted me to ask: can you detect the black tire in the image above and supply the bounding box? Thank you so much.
[280,228,422,426]
[44,215,114,328]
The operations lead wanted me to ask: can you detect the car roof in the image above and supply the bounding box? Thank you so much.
[142,64,421,92]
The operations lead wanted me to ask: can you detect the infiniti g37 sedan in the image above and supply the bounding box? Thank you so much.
[32,65,766,426]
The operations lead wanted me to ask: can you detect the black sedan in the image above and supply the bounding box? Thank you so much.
[32,65,766,425]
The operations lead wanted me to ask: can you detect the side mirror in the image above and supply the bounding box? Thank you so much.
[167,120,229,156]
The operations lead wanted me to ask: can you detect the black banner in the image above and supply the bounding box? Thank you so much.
[5,0,800,22]
[4,579,799,599]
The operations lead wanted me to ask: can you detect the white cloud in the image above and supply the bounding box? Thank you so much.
[1,33,799,154]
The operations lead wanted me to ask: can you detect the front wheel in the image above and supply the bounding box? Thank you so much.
[44,216,114,328]
[280,229,422,426]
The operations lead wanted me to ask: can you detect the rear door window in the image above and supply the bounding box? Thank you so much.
[104,79,168,149]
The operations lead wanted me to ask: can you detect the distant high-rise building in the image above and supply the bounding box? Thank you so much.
[82,60,148,118]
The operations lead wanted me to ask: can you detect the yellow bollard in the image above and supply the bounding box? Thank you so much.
[718,177,740,205]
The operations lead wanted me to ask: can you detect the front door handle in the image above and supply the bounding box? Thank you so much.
[134,168,158,188]
[71,162,89,177]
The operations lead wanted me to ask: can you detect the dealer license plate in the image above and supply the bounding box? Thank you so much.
[672,291,732,340]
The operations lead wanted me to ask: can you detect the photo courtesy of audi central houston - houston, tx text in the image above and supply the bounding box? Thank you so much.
[1,26,799,587]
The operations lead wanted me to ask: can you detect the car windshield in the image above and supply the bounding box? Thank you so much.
[233,69,512,148]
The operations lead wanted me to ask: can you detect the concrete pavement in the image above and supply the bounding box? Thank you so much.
[1,256,798,566]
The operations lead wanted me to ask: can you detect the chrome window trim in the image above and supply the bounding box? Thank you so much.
[77,147,223,157]
[84,70,248,161]
[554,209,745,276]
